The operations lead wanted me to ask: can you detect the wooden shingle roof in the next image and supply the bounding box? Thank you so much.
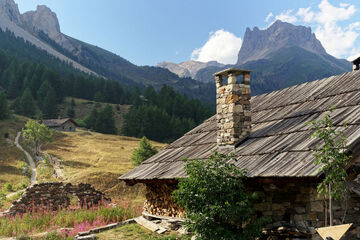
[41,118,77,127]
[120,70,360,181]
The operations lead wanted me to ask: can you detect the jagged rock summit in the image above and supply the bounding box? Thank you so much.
[22,5,61,40]
[237,20,326,64]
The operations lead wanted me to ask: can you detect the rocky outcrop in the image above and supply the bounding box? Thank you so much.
[237,20,326,65]
[157,60,224,82]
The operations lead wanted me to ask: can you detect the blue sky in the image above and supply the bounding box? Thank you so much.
[16,0,360,66]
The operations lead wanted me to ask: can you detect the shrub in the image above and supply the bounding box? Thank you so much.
[4,182,13,192]
[173,152,266,240]
[4,132,9,139]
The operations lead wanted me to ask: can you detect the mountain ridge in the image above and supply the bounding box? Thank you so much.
[0,0,215,104]
[157,60,224,81]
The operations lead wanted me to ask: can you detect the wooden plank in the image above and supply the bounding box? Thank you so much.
[135,216,161,232]
[316,223,352,240]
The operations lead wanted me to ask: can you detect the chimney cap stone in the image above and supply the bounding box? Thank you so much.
[350,55,360,64]
[213,68,252,78]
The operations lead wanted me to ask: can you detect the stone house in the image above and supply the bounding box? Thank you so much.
[41,118,77,132]
[120,62,360,239]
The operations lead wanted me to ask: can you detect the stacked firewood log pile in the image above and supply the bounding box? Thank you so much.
[144,182,185,218]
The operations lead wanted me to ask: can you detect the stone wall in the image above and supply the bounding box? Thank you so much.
[54,121,76,132]
[144,179,360,239]
[248,179,360,239]
[144,181,184,218]
[6,182,110,215]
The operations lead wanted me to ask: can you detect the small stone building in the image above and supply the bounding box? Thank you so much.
[120,64,360,239]
[41,118,77,132]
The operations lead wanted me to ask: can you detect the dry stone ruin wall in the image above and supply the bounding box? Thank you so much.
[6,182,110,215]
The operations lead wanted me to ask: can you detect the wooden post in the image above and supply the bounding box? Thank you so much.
[325,199,328,227]
[329,183,333,226]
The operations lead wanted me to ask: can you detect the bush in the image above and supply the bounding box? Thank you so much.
[173,152,266,240]
[74,119,87,128]
[4,132,9,139]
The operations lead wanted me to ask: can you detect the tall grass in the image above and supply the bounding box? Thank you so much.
[0,199,142,238]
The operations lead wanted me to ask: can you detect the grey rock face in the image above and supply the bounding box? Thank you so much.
[0,0,21,24]
[237,20,327,65]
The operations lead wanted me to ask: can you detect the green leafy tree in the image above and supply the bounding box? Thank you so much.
[173,152,265,240]
[0,91,9,119]
[20,88,36,117]
[22,120,54,155]
[308,108,350,226]
[131,136,158,166]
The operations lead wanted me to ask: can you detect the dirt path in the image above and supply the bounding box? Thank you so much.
[5,190,22,199]
[15,131,37,186]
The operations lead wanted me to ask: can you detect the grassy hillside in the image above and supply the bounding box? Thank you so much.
[0,116,30,192]
[58,97,130,132]
[43,129,166,204]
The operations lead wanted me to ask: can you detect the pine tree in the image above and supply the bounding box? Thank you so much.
[7,73,20,99]
[20,88,35,117]
[67,107,75,118]
[42,87,58,118]
[0,91,9,119]
[11,97,21,114]
[71,98,76,107]
[131,136,158,166]
[84,107,99,130]
[95,104,117,134]
[93,92,103,102]
[37,80,53,109]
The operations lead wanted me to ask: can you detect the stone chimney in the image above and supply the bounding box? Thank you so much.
[351,56,360,71]
[214,68,252,148]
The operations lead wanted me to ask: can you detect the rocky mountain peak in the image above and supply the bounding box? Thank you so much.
[237,20,326,64]
[22,4,61,39]
[157,60,224,81]
[0,0,21,24]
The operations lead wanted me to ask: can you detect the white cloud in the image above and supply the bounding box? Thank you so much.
[270,0,360,59]
[274,9,297,23]
[191,30,242,64]
[265,12,274,23]
[296,7,315,22]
